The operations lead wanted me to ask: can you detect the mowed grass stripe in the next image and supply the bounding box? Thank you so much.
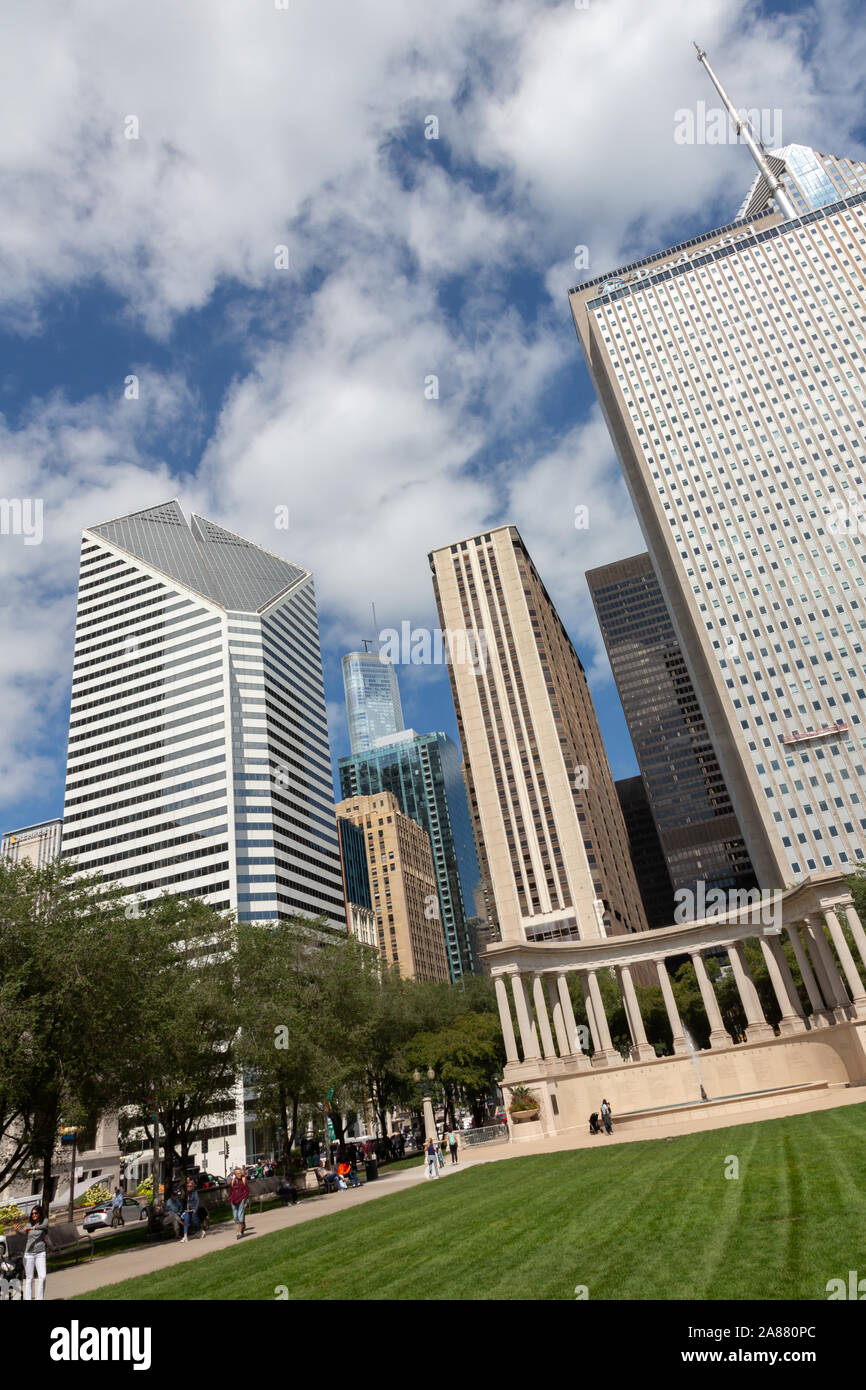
[75,1104,866,1301]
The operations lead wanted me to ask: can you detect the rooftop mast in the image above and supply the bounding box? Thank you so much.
[693,40,797,220]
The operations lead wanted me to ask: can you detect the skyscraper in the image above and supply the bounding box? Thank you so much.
[60,501,346,1168]
[61,501,346,926]
[587,553,756,900]
[614,776,674,929]
[336,791,450,982]
[338,728,478,980]
[429,526,647,949]
[569,87,866,888]
[342,650,404,754]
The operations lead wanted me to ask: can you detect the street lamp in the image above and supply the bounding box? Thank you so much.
[412,1067,437,1145]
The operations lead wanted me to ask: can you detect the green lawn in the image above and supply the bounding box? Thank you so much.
[76,1104,866,1301]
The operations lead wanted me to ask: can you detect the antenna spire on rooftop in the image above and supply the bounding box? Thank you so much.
[693,40,796,220]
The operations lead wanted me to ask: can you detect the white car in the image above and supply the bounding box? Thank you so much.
[82,1197,148,1230]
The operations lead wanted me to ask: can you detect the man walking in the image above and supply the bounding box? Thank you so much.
[229,1166,250,1240]
[447,1129,459,1165]
[109,1187,125,1228]
[600,1099,613,1136]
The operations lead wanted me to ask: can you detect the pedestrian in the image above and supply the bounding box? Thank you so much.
[181,1179,206,1242]
[601,1099,613,1135]
[109,1186,125,1228]
[22,1205,50,1301]
[229,1165,250,1240]
[447,1129,459,1165]
[425,1137,440,1180]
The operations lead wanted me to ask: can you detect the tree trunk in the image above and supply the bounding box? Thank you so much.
[278,1084,291,1171]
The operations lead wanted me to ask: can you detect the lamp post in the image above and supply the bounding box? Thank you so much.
[60,1124,81,1223]
[412,1067,437,1144]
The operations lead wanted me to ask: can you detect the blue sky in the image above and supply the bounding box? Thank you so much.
[1,0,865,833]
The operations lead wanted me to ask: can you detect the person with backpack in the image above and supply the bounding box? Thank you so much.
[22,1206,50,1300]
[229,1166,250,1240]
[447,1129,459,1165]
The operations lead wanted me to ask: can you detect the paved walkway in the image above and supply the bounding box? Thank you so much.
[47,1084,866,1299]
[46,1162,459,1300]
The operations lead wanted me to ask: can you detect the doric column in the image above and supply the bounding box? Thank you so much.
[583,969,620,1066]
[546,976,570,1057]
[823,908,866,1017]
[532,974,557,1060]
[787,925,831,1027]
[840,900,866,973]
[727,941,775,1041]
[494,975,520,1065]
[759,935,806,1034]
[618,963,656,1061]
[804,914,850,1020]
[655,958,688,1054]
[691,951,730,1048]
[557,974,591,1067]
[510,973,541,1061]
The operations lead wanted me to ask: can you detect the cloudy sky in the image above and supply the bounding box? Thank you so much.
[1,0,865,833]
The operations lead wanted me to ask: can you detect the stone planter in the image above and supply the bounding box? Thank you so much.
[510,1108,540,1123]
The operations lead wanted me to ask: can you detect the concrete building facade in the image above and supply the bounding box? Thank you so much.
[336,791,450,982]
[429,526,648,956]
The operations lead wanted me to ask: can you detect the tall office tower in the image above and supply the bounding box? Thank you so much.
[335,791,450,982]
[61,501,346,931]
[569,64,866,887]
[337,814,378,949]
[615,777,674,929]
[338,728,478,980]
[2,817,62,867]
[342,649,404,754]
[429,526,648,948]
[588,553,756,900]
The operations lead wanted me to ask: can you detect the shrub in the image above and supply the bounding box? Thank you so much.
[80,1183,112,1207]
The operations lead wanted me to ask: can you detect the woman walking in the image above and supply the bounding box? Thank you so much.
[22,1206,50,1301]
[229,1166,250,1240]
[425,1137,440,1180]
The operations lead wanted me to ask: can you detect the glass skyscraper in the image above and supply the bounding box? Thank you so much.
[342,650,404,754]
[570,144,866,887]
[338,729,478,980]
[587,553,756,901]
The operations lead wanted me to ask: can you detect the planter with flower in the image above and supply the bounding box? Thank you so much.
[507,1085,540,1123]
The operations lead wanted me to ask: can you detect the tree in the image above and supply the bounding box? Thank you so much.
[0,857,144,1202]
[234,916,333,1167]
[117,893,237,1192]
[408,1011,505,1128]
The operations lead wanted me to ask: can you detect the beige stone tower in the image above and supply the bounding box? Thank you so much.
[335,791,450,982]
[429,525,647,952]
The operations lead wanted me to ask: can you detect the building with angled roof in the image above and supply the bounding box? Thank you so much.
[61,500,346,930]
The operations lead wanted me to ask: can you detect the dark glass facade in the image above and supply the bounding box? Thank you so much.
[338,730,478,980]
[338,816,371,909]
[587,553,757,898]
[615,776,674,928]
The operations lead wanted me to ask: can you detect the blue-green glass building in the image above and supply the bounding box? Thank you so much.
[338,729,478,980]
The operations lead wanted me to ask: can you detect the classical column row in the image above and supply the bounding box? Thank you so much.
[492,900,866,1068]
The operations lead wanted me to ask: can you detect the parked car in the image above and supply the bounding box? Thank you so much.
[195,1172,226,1191]
[82,1197,148,1230]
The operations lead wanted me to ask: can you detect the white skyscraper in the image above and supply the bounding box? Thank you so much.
[569,98,866,888]
[62,501,346,930]
[60,501,346,1168]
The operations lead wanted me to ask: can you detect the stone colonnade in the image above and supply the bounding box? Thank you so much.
[492,891,866,1070]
